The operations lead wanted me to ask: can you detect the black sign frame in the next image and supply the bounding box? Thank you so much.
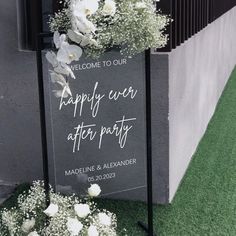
[35,2,156,236]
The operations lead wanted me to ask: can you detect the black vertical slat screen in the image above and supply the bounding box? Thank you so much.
[209,0,213,22]
[155,0,172,51]
[177,0,182,46]
[202,0,205,27]
[192,0,196,35]
[156,0,236,52]
[188,0,192,37]
[204,0,206,27]
[201,0,203,29]
[172,0,177,49]
[185,0,189,40]
[197,0,200,32]
[204,0,206,26]
[181,0,185,43]
[202,0,204,28]
[206,0,209,26]
[195,0,198,32]
[199,0,201,30]
[203,0,206,27]
[213,0,236,20]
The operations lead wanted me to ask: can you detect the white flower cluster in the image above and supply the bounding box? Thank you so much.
[1,208,21,235]
[47,0,170,97]
[0,181,117,236]
[46,32,80,98]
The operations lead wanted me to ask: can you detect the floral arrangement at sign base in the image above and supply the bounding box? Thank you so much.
[0,181,118,236]
[46,0,170,97]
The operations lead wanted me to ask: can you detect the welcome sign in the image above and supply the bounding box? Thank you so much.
[48,50,147,198]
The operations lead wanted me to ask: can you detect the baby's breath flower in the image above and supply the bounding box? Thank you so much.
[0,181,117,235]
[49,0,170,59]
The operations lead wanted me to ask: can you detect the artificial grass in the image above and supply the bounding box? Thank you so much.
[99,66,236,236]
[1,68,236,235]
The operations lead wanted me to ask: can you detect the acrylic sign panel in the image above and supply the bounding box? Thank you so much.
[48,51,147,198]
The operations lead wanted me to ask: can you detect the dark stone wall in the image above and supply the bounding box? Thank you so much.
[151,54,169,204]
[0,0,43,184]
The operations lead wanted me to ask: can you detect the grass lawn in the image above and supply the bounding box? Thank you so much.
[1,68,236,235]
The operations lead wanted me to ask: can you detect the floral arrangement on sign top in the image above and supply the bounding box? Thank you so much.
[46,0,170,97]
[0,181,118,236]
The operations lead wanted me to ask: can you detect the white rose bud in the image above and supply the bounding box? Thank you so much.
[21,218,35,233]
[88,225,99,236]
[88,184,101,197]
[66,217,83,236]
[98,213,112,226]
[43,203,59,217]
[102,0,116,16]
[74,203,90,218]
[28,231,40,236]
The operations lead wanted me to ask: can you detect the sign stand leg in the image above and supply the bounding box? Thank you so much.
[35,0,51,207]
[36,33,51,206]
[137,49,157,236]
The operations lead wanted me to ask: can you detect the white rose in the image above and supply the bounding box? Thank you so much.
[43,203,59,217]
[98,213,111,226]
[66,218,83,236]
[67,29,83,44]
[68,30,98,47]
[102,0,116,16]
[28,231,40,236]
[88,184,101,197]
[57,41,83,64]
[74,16,97,34]
[88,225,99,236]
[21,219,35,233]
[135,2,147,9]
[74,203,90,218]
[73,0,99,17]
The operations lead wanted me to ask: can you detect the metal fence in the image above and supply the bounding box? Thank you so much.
[157,0,236,52]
